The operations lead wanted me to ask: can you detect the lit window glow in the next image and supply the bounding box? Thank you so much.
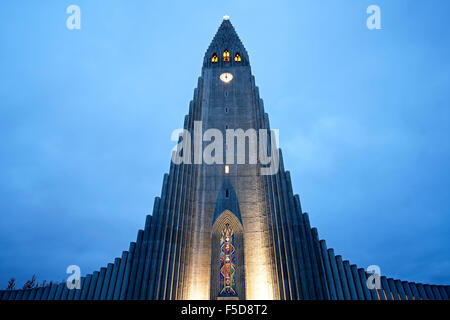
[225,165,230,174]
[223,50,230,62]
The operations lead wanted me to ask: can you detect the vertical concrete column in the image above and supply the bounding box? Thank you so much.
[319,240,337,300]
[387,278,400,300]
[311,228,330,299]
[350,265,365,300]
[358,268,374,300]
[42,286,51,300]
[119,243,136,300]
[134,216,153,299]
[35,287,44,300]
[438,286,449,300]
[423,285,436,300]
[80,274,92,300]
[127,230,144,299]
[28,288,38,300]
[141,198,161,300]
[87,271,99,300]
[15,290,24,300]
[394,280,406,300]
[409,283,422,300]
[74,277,84,300]
[100,263,114,300]
[335,255,351,300]
[430,285,442,300]
[303,213,325,299]
[327,249,344,300]
[343,261,358,300]
[113,251,129,300]
[380,276,392,300]
[67,283,76,300]
[401,281,414,300]
[148,174,170,299]
[22,289,32,300]
[8,290,17,300]
[47,284,58,300]
[416,283,428,300]
[106,258,122,300]
[93,267,106,300]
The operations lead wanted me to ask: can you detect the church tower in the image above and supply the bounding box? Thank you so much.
[182,15,275,300]
[1,17,449,301]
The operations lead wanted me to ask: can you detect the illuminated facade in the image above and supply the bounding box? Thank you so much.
[1,17,449,301]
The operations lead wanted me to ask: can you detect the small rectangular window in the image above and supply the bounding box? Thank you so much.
[225,165,230,174]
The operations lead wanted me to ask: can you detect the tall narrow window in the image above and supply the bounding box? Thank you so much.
[223,50,230,62]
[234,53,241,62]
[211,53,218,63]
[220,224,237,296]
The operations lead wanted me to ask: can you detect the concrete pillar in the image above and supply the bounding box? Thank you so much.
[311,228,330,300]
[73,277,84,300]
[15,290,24,300]
[335,255,351,300]
[87,271,99,300]
[93,267,106,300]
[42,286,52,300]
[319,240,337,300]
[327,249,344,300]
[29,288,38,300]
[430,285,442,300]
[134,216,152,300]
[8,290,17,300]
[401,281,414,300]
[343,260,358,300]
[107,257,122,300]
[35,287,44,300]
[1,291,10,300]
[47,284,58,300]
[416,283,428,300]
[303,213,324,299]
[424,284,436,300]
[387,278,400,300]
[67,282,76,300]
[438,286,449,300]
[80,274,92,300]
[119,243,136,300]
[100,263,114,300]
[381,276,392,300]
[113,251,129,300]
[127,230,144,299]
[408,282,421,300]
[147,174,170,299]
[350,265,365,300]
[22,289,32,300]
[358,268,374,300]
[445,286,450,299]
[394,280,406,300]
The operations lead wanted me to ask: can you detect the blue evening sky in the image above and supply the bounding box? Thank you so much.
[0,0,449,287]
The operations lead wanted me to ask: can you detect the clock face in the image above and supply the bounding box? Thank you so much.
[220,72,233,83]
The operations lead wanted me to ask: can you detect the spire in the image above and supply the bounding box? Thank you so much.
[203,17,249,68]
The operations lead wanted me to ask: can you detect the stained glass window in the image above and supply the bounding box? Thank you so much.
[219,223,237,296]
[235,53,241,62]
[223,50,230,62]
[211,53,218,63]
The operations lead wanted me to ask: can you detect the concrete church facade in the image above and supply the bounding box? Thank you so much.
[1,18,449,301]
